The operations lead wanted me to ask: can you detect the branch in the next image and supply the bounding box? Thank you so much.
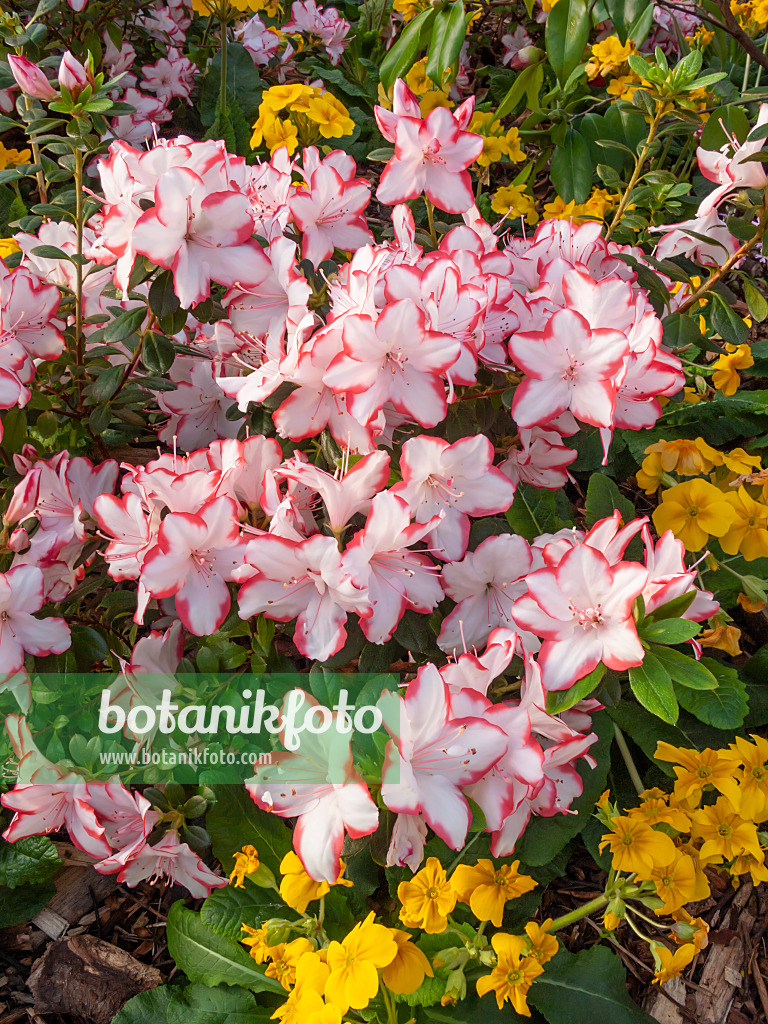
[655,0,768,73]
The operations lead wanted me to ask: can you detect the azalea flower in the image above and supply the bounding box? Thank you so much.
[237,533,370,662]
[375,81,483,213]
[139,496,246,636]
[392,435,516,561]
[0,565,71,674]
[695,103,768,216]
[323,299,460,429]
[117,829,227,896]
[378,664,508,848]
[2,780,111,859]
[289,151,373,266]
[512,543,647,691]
[132,165,271,308]
[246,697,379,881]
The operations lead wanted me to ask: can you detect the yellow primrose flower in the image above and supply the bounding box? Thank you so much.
[731,734,768,822]
[578,187,620,220]
[394,0,430,22]
[451,859,537,927]
[266,937,315,990]
[0,143,31,170]
[0,238,20,260]
[491,184,539,224]
[700,623,743,656]
[325,912,398,1012]
[542,196,580,221]
[711,342,754,396]
[405,58,433,96]
[241,923,275,963]
[650,852,709,914]
[585,35,636,80]
[690,795,764,862]
[652,478,736,551]
[642,437,720,479]
[381,929,434,994]
[721,447,761,475]
[261,83,312,113]
[305,94,355,139]
[271,951,329,1024]
[523,920,559,964]
[398,857,457,934]
[720,487,768,561]
[419,90,454,114]
[754,0,768,23]
[603,910,622,931]
[655,741,742,806]
[279,851,352,913]
[607,74,643,102]
[626,788,691,831]
[738,590,767,613]
[229,844,261,888]
[652,942,696,985]
[670,909,709,951]
[731,853,768,886]
[635,450,665,493]
[476,933,544,1014]
[599,816,677,877]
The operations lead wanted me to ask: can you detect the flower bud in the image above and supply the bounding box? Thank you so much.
[512,46,545,70]
[8,56,58,101]
[8,528,29,553]
[58,51,89,98]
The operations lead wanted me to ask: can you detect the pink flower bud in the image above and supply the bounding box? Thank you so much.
[58,51,89,97]
[7,56,58,101]
[8,528,29,553]
[512,46,545,70]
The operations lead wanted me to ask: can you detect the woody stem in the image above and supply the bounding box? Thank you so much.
[425,197,438,247]
[605,102,664,242]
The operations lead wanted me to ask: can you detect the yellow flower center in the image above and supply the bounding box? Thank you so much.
[661,875,673,887]
[506,969,523,986]
[697,766,711,778]
[495,873,507,887]
[687,506,699,518]
[621,835,634,846]
[748,517,758,527]
[718,823,732,838]
[427,886,440,900]
[752,766,766,780]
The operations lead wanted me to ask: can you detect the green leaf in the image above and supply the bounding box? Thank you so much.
[516,712,613,865]
[744,280,768,323]
[550,127,593,202]
[529,945,657,1023]
[104,306,147,344]
[142,332,176,374]
[380,8,436,93]
[1,408,28,453]
[0,835,61,888]
[201,879,285,941]
[603,0,653,44]
[200,43,262,127]
[505,485,567,541]
[31,244,70,261]
[167,984,275,1024]
[546,0,590,88]
[206,785,292,875]
[0,880,56,928]
[650,645,719,690]
[149,269,181,319]
[492,62,544,122]
[675,659,748,728]
[700,105,750,149]
[425,1,466,88]
[638,618,701,643]
[661,311,711,351]
[85,363,125,403]
[711,294,749,346]
[584,473,635,528]
[546,663,606,715]
[629,654,678,724]
[166,902,285,993]
[112,986,175,1024]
